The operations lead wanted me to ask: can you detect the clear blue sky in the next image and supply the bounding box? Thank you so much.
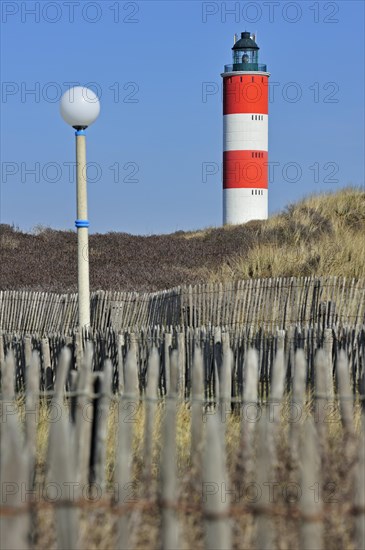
[1,0,364,234]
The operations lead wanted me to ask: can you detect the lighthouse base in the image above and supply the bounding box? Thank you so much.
[223,188,268,225]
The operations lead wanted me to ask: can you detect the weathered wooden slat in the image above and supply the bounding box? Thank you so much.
[0,353,30,550]
[143,346,160,489]
[237,348,258,478]
[163,330,172,396]
[73,342,94,488]
[42,345,76,548]
[7,290,14,333]
[41,337,53,392]
[255,407,274,550]
[177,331,186,399]
[91,358,112,491]
[269,331,286,463]
[299,417,323,550]
[336,350,354,435]
[203,412,231,550]
[115,339,139,550]
[160,350,179,550]
[314,349,331,461]
[191,344,204,464]
[354,419,365,550]
[219,331,233,437]
[290,349,307,461]
[25,350,40,490]
[117,332,125,393]
[323,328,334,398]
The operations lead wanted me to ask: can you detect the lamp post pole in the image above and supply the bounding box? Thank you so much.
[75,129,90,329]
[60,86,100,331]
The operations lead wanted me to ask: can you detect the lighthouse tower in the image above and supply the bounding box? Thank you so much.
[222,32,270,225]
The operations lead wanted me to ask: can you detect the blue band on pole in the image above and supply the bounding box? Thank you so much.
[75,219,90,228]
[75,129,86,136]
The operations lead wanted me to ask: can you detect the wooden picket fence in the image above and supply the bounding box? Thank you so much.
[1,276,365,334]
[0,335,364,549]
[2,323,365,396]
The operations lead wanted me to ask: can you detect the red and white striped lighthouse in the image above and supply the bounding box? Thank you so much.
[222,32,270,225]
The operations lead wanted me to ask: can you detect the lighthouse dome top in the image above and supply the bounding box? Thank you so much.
[232,31,259,51]
[224,31,267,73]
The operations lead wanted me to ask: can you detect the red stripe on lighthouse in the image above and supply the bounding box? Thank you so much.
[223,75,269,115]
[223,150,268,189]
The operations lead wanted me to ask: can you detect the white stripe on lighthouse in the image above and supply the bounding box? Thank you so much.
[223,114,268,152]
[223,188,268,225]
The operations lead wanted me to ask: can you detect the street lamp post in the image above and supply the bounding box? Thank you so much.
[60,86,100,329]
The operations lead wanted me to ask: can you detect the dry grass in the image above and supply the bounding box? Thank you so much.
[207,187,365,282]
[1,187,364,292]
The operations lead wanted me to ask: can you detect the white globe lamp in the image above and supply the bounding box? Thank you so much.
[60,86,100,129]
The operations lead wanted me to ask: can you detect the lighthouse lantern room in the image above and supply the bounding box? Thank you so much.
[222,32,270,225]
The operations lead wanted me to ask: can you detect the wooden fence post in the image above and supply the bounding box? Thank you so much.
[1,348,15,398]
[203,412,231,550]
[0,330,5,371]
[115,340,139,550]
[290,349,307,461]
[90,358,112,492]
[268,338,286,465]
[47,346,78,550]
[143,346,160,490]
[160,354,179,549]
[219,332,233,437]
[354,420,365,550]
[270,333,286,421]
[177,330,186,400]
[255,407,274,550]
[164,331,172,396]
[214,327,222,402]
[238,348,259,478]
[24,335,32,389]
[191,344,204,466]
[73,342,94,489]
[41,337,53,392]
[25,350,40,489]
[74,329,83,370]
[336,350,354,435]
[314,349,331,462]
[299,417,323,550]
[323,328,334,399]
[48,401,78,550]
[117,332,125,393]
[0,351,30,550]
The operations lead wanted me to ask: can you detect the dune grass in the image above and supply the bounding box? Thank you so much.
[1,187,364,292]
[205,187,365,282]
